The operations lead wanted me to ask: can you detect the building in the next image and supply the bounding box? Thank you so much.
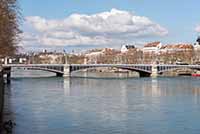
[36,52,64,64]
[85,48,121,64]
[121,45,135,53]
[194,36,200,50]
[0,54,28,64]
[85,49,104,64]
[19,58,27,64]
[143,42,162,54]
[160,43,193,53]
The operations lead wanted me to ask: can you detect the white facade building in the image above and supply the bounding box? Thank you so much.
[121,45,135,53]
[143,42,162,54]
[19,58,27,64]
[85,51,103,64]
[194,37,200,50]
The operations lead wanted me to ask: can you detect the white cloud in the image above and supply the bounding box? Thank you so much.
[23,8,168,48]
[19,32,39,46]
[26,16,63,32]
[195,25,200,32]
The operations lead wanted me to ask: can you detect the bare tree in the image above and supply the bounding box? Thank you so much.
[0,0,21,57]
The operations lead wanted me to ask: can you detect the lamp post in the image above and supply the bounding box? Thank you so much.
[65,54,68,64]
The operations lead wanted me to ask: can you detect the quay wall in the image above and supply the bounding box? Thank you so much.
[0,69,4,131]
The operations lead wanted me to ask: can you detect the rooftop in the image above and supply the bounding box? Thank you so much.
[144,42,161,47]
[163,44,193,49]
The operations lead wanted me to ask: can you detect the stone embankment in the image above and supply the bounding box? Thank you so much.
[0,67,4,132]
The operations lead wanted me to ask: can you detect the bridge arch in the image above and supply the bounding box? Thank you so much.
[15,66,64,77]
[119,67,152,77]
[70,65,152,77]
[158,65,200,74]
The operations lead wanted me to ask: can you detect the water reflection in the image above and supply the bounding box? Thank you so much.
[192,88,200,96]
[141,78,161,97]
[63,78,71,96]
[141,78,162,97]
[192,88,200,104]
[140,77,200,97]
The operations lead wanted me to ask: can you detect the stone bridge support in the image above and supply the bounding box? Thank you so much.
[63,64,71,77]
[56,72,63,77]
[139,72,151,77]
[151,64,158,77]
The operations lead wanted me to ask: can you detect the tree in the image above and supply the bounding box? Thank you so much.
[0,0,21,57]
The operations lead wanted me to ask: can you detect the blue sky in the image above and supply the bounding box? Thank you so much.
[19,0,200,52]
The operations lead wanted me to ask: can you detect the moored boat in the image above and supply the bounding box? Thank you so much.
[192,74,200,77]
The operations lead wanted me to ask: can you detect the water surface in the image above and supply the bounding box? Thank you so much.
[5,70,200,134]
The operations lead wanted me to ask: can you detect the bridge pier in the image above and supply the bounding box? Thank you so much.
[6,72,11,84]
[63,64,71,77]
[56,73,63,77]
[139,72,151,77]
[151,64,158,78]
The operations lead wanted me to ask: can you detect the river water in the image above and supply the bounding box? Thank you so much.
[4,69,200,134]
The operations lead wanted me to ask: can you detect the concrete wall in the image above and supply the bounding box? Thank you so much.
[0,70,4,131]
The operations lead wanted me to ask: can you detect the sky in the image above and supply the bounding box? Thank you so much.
[19,0,200,52]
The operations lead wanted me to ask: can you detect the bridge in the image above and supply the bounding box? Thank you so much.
[2,63,200,82]
[2,64,152,77]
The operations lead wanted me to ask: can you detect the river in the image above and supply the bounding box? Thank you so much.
[3,69,200,134]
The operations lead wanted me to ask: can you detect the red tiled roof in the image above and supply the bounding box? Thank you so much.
[144,42,161,47]
[164,44,193,49]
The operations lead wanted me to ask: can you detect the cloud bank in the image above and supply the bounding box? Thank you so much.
[22,8,168,49]
[195,25,200,33]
